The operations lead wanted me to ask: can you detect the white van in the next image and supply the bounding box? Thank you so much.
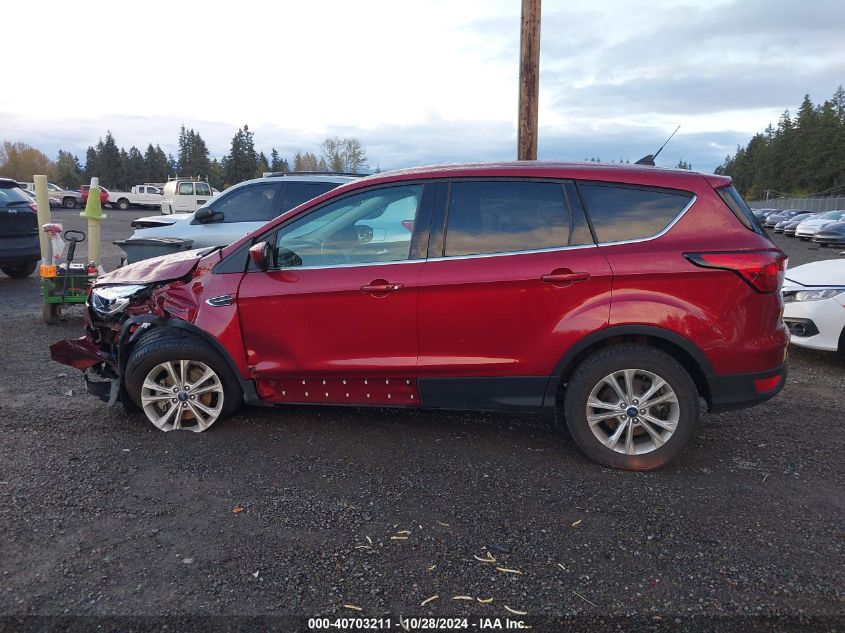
[159,179,217,215]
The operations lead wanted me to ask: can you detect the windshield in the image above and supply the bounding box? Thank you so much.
[820,211,845,219]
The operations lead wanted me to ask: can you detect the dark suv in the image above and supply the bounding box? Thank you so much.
[51,162,788,470]
[0,178,40,278]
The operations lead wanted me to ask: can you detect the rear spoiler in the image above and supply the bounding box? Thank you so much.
[704,174,732,189]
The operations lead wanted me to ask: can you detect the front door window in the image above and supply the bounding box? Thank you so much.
[273,185,423,268]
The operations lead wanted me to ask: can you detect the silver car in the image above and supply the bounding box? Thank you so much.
[121,174,358,261]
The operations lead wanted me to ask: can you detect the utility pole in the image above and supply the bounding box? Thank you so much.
[518,0,541,160]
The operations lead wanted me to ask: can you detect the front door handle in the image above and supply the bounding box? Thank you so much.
[361,281,404,293]
[541,270,590,285]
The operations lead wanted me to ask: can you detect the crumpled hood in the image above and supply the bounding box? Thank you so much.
[95,247,217,286]
[783,259,845,288]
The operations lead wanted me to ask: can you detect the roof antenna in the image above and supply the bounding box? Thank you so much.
[635,125,681,166]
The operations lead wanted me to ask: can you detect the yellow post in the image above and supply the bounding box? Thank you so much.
[33,175,52,264]
[79,177,106,267]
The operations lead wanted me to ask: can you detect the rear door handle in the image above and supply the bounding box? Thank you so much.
[361,282,404,293]
[541,271,590,284]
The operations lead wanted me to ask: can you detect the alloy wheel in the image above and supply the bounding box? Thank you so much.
[585,368,679,455]
[140,360,224,432]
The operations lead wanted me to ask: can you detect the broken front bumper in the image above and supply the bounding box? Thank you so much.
[50,336,107,371]
[84,371,119,404]
[51,336,120,404]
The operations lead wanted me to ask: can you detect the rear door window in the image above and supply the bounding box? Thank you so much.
[577,183,693,243]
[281,182,337,212]
[195,183,212,197]
[178,182,194,195]
[213,183,280,223]
[443,181,589,257]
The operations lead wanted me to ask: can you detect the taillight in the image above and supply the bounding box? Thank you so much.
[28,203,37,213]
[684,250,787,294]
[401,220,414,232]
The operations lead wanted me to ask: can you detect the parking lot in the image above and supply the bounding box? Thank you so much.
[0,209,842,629]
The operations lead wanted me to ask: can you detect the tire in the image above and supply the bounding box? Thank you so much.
[42,303,60,324]
[562,344,700,471]
[63,197,77,209]
[2,261,38,278]
[125,328,243,432]
[117,198,130,210]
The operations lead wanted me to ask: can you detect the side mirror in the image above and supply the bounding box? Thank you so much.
[356,224,374,244]
[249,241,274,271]
[195,207,223,223]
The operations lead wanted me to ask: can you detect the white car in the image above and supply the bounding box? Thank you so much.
[120,174,357,261]
[782,259,845,353]
[794,210,845,239]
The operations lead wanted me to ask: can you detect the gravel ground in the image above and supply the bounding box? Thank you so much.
[0,211,842,631]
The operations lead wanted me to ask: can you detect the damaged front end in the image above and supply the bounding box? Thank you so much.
[50,248,218,405]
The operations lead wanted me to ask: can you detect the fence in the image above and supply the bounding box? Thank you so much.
[747,196,845,213]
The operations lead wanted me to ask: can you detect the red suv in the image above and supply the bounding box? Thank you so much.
[51,163,788,470]
[81,185,109,206]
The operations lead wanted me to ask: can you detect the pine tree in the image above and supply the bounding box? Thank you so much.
[256,151,270,178]
[270,148,289,173]
[123,146,146,188]
[176,126,211,178]
[222,125,258,185]
[83,146,98,182]
[97,132,122,189]
[716,87,845,198]
[144,144,169,183]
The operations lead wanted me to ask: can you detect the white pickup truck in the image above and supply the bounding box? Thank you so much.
[108,185,163,210]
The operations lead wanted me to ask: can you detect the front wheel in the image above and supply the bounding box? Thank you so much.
[125,329,243,432]
[63,197,77,209]
[563,344,700,470]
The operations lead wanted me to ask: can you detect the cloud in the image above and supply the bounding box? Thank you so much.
[550,64,845,117]
[3,0,844,174]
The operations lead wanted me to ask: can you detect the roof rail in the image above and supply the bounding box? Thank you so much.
[167,175,209,182]
[262,171,367,178]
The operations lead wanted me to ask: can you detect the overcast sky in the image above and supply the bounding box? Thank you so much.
[4,0,843,172]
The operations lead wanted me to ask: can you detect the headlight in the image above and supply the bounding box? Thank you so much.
[89,284,148,317]
[784,288,845,303]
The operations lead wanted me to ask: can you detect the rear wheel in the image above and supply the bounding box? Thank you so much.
[117,198,130,210]
[125,329,242,432]
[63,197,77,209]
[2,261,38,278]
[563,344,699,470]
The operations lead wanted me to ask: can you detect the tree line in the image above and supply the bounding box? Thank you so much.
[0,126,369,192]
[716,86,845,200]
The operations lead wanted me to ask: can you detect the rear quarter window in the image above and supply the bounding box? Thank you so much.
[577,183,694,243]
[718,186,764,233]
